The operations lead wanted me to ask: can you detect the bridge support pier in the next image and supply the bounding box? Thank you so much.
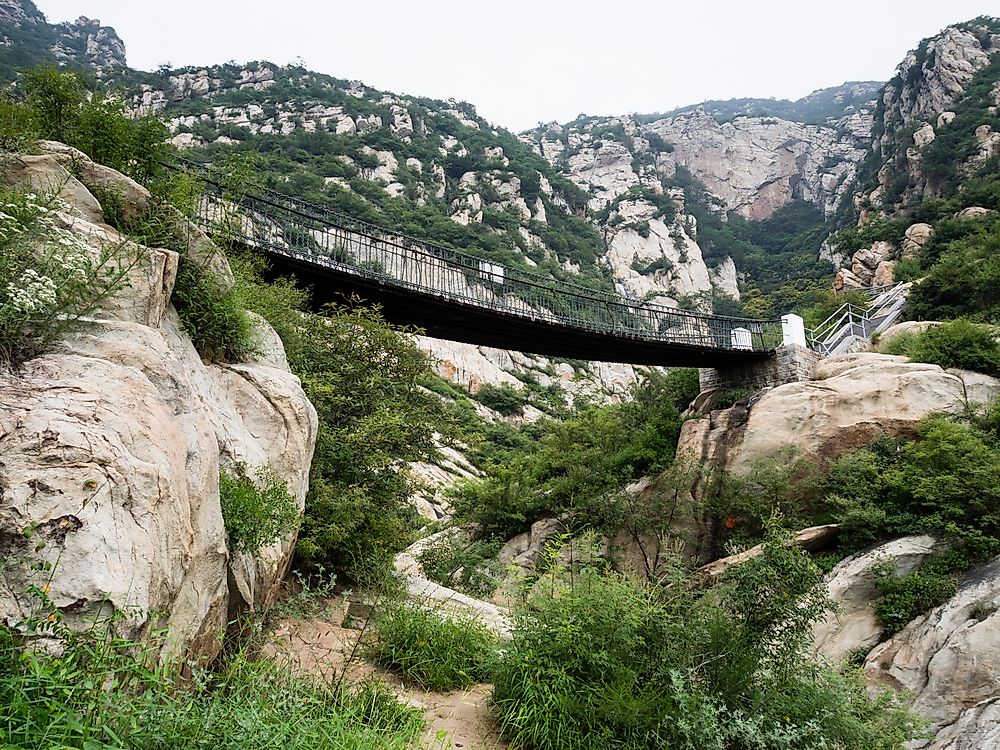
[698,315,819,392]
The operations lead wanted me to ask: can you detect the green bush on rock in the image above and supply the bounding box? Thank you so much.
[0,186,139,368]
[219,463,300,554]
[879,319,1000,377]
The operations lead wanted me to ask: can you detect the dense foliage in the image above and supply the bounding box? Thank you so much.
[452,368,699,539]
[3,65,168,182]
[879,319,1000,377]
[907,212,1000,322]
[219,464,301,554]
[823,406,1000,629]
[493,537,918,750]
[229,257,451,581]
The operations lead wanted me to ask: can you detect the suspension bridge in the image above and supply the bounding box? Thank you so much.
[182,168,789,367]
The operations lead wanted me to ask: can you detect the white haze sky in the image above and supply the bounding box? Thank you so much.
[32,0,1000,131]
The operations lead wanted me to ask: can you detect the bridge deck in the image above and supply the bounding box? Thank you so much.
[183,167,781,367]
[262,250,772,367]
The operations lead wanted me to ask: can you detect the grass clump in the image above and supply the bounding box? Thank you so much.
[371,603,499,691]
[0,615,424,749]
[219,463,300,555]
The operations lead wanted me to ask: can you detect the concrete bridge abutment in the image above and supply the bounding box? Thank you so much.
[698,314,819,392]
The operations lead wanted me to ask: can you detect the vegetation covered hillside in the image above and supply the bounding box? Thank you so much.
[0,0,125,77]
[829,16,1000,323]
[113,62,617,296]
[646,81,882,126]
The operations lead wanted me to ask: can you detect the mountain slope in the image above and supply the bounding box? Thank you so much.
[827,16,1000,320]
[0,0,124,77]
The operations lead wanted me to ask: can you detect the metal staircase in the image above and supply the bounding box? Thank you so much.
[807,283,910,357]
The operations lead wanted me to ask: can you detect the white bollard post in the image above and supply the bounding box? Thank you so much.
[781,314,807,347]
[731,327,753,350]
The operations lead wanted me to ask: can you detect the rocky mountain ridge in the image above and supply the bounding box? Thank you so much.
[653,81,882,125]
[0,0,125,74]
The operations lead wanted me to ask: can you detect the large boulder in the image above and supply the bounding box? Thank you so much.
[0,148,317,662]
[728,353,1000,469]
[902,222,934,259]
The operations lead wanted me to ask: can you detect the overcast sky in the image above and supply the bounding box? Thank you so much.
[32,0,1000,131]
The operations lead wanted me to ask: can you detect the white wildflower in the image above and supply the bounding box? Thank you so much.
[5,269,58,314]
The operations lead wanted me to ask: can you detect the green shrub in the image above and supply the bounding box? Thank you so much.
[907,222,1000,322]
[713,387,750,409]
[0,186,139,368]
[475,382,528,416]
[0,99,40,153]
[873,561,958,634]
[492,536,918,750]
[0,617,424,749]
[219,463,300,554]
[172,256,259,363]
[371,604,499,691]
[879,319,1000,376]
[19,65,168,182]
[289,305,450,581]
[452,371,689,540]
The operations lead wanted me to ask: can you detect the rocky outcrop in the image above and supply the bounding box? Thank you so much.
[880,25,1000,134]
[813,535,944,665]
[857,19,1000,216]
[51,16,127,69]
[677,353,1000,480]
[0,148,317,661]
[415,335,644,410]
[679,349,1000,746]
[728,353,998,469]
[864,557,1000,748]
[603,204,716,307]
[808,535,1000,747]
[845,239,898,287]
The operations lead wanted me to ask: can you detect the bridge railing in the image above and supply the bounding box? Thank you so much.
[178,165,782,353]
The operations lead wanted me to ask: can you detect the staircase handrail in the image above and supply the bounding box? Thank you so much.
[807,282,909,356]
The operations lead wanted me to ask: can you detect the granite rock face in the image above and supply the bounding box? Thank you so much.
[0,147,317,662]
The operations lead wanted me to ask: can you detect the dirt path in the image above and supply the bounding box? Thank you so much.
[263,598,507,749]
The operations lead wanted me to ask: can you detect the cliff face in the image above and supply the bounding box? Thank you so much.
[529,103,873,222]
[0,144,317,661]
